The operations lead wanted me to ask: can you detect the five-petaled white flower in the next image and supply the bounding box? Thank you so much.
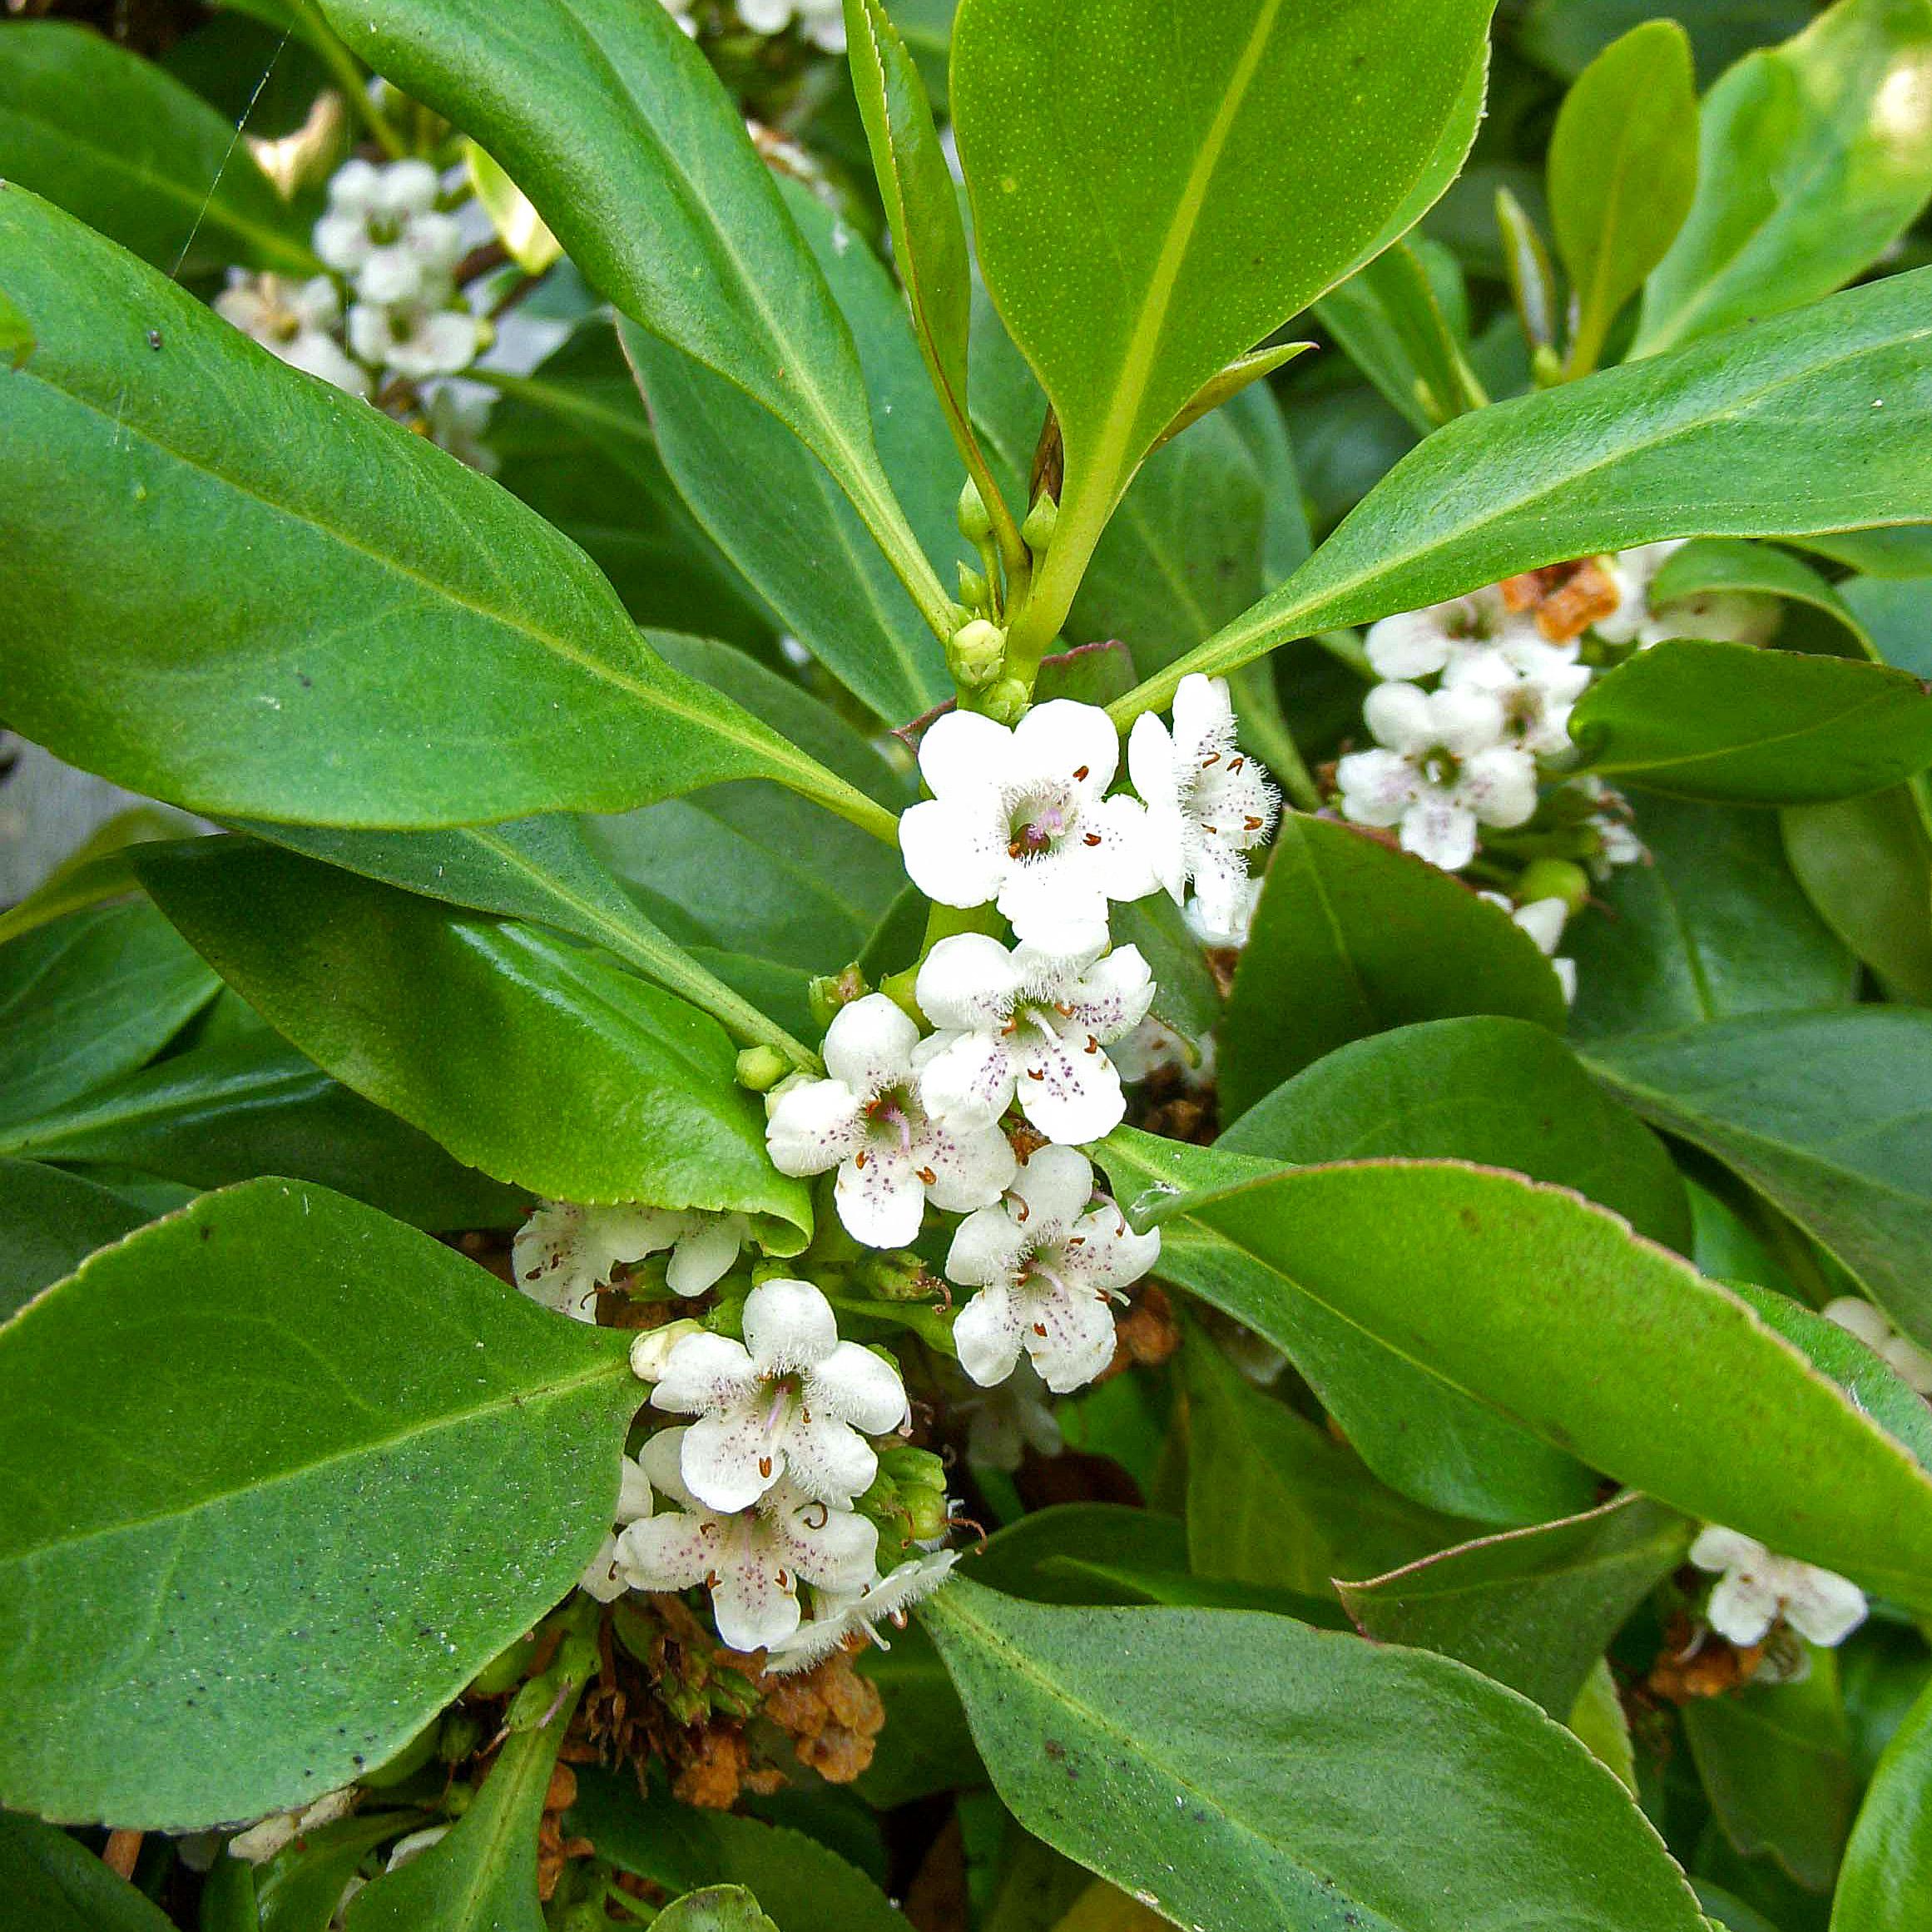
[1823,1297,1932,1396]
[513,1201,749,1321]
[948,1146,1161,1394]
[1365,586,1538,683]
[765,994,1016,1248]
[1336,682,1539,873]
[914,935,1154,1147]
[763,1549,960,1674]
[347,295,484,383]
[1689,1526,1868,1649]
[1442,638,1593,760]
[899,701,1156,954]
[650,1277,908,1511]
[615,1427,878,1652]
[213,271,368,395]
[315,158,465,305]
[578,1452,656,1603]
[1127,674,1279,939]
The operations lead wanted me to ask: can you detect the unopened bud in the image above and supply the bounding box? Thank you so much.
[808,964,869,1030]
[957,560,990,612]
[900,1485,951,1543]
[629,1318,706,1382]
[983,676,1030,726]
[948,617,1006,691]
[856,1250,933,1301]
[735,1043,790,1092]
[1515,858,1592,914]
[956,476,993,545]
[1021,492,1058,555]
[877,1444,948,1494]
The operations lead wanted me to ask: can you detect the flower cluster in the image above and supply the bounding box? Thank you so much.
[1336,546,1780,991]
[512,676,1276,1667]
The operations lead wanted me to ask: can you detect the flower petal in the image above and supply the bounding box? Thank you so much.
[1010,698,1120,797]
[650,1332,760,1417]
[810,1340,909,1434]
[1010,1015,1127,1145]
[780,1411,879,1505]
[681,1406,783,1513]
[899,796,1008,909]
[1126,711,1181,817]
[1020,1280,1118,1394]
[666,1214,746,1296]
[1010,1144,1094,1237]
[918,1028,1018,1127]
[1364,681,1437,755]
[835,1147,928,1248]
[765,1077,866,1178]
[946,1204,1031,1290]
[954,1282,1024,1386]
[916,1112,1018,1213]
[742,1276,839,1373]
[916,934,1023,1033]
[824,993,919,1097]
[919,710,1016,799]
[613,1509,716,1593]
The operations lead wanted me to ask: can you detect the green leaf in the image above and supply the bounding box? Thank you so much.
[1548,21,1699,375]
[1183,1333,1474,1596]
[1568,796,1859,1041]
[312,0,949,637]
[1163,1158,1932,1606]
[1571,640,1932,803]
[1099,1126,1601,1527]
[1586,1009,1932,1345]
[1224,1015,1692,1248]
[0,1807,176,1932]
[1647,537,1871,656]
[1125,264,1932,716]
[1338,1494,1692,1716]
[0,1159,147,1321]
[0,22,315,276]
[1784,790,1932,1003]
[1833,1672,1932,1930]
[1569,1657,1638,1792]
[259,1813,429,1932]
[0,899,219,1132]
[1315,239,1488,433]
[0,1180,638,1829]
[567,1766,910,1932]
[1636,0,1932,355]
[0,281,32,370]
[953,0,1497,663]
[0,189,892,840]
[922,1579,1707,1932]
[655,1890,779,1932]
[0,1033,528,1234]
[245,815,815,1064]
[1110,896,1222,1051]
[465,141,561,276]
[1221,813,1568,1115]
[1684,1654,1855,1893]
[135,840,811,1241]
[1519,0,1812,81]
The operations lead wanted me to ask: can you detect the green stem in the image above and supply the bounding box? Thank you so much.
[289,0,410,161]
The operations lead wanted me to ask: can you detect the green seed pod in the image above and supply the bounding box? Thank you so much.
[1515,858,1593,914]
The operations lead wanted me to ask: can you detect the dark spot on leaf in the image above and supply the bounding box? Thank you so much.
[146,329,162,351]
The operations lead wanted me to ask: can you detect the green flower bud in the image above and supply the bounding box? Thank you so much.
[808,964,869,1031]
[948,617,1007,691]
[957,560,990,612]
[630,1318,708,1381]
[1515,858,1593,914]
[899,1484,951,1544]
[855,1249,935,1301]
[877,1444,949,1495]
[983,676,1031,725]
[957,476,994,544]
[735,1043,791,1092]
[438,1710,486,1766]
[1022,491,1058,555]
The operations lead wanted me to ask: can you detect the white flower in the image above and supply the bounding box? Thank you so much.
[1365,585,1539,682]
[615,1427,878,1652]
[228,1786,357,1864]
[762,1549,959,1675]
[1479,893,1578,1004]
[513,1201,749,1321]
[1127,674,1279,937]
[347,295,484,382]
[649,1277,908,1511]
[1183,877,1261,950]
[948,1146,1160,1394]
[425,384,499,477]
[1823,1297,1932,1395]
[962,1355,1063,1471]
[1336,682,1540,873]
[1442,638,1593,760]
[899,701,1157,954]
[914,936,1154,1146]
[765,995,1016,1248]
[578,1452,656,1603]
[314,157,464,305]
[738,0,846,50]
[213,271,368,395]
[1689,1526,1868,1649]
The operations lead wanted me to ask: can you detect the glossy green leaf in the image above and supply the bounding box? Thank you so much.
[1572,640,1932,803]
[1099,1127,1601,1527]
[135,840,810,1240]
[656,1890,778,1932]
[0,1807,176,1932]
[922,1579,1707,1932]
[1315,239,1487,433]
[1519,0,1812,80]
[1833,1672,1932,1930]
[313,0,949,634]
[954,0,1497,662]
[466,141,561,275]
[567,1767,909,1932]
[1339,1494,1692,1716]
[0,22,315,276]
[1684,1655,1855,1892]
[1586,1009,1932,1345]
[1784,789,1932,1003]
[1163,1159,1932,1605]
[0,1159,147,1322]
[1570,1657,1638,1792]
[0,1033,527,1233]
[1548,21,1699,375]
[0,806,196,948]
[0,189,891,840]
[1225,1015,1692,1247]
[0,899,219,1132]
[1221,813,1568,1116]
[1127,265,1932,716]
[258,1813,429,1932]
[1183,1333,1473,1596]
[0,1181,638,1828]
[245,815,815,1063]
[1636,0,1932,355]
